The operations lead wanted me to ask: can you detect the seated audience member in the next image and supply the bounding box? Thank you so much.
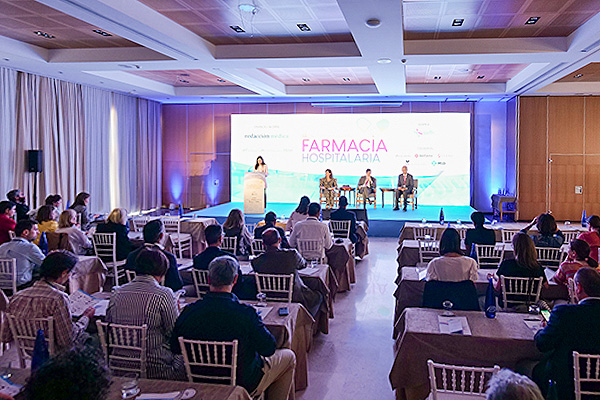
[426,228,478,282]
[329,196,358,243]
[0,201,16,245]
[34,205,58,246]
[534,267,600,400]
[69,192,93,231]
[44,194,62,209]
[171,256,296,399]
[521,213,564,248]
[254,211,289,248]
[126,219,183,291]
[2,251,94,352]
[55,209,92,255]
[193,224,236,270]
[252,228,322,317]
[223,209,252,258]
[96,208,133,261]
[289,202,332,259]
[25,347,110,400]
[0,220,44,287]
[109,248,185,380]
[578,215,600,262]
[494,232,547,292]
[286,196,310,232]
[465,211,496,255]
[552,239,599,286]
[6,189,29,222]
[485,369,543,400]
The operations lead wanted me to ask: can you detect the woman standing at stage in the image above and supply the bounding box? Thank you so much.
[319,169,338,209]
[254,156,268,205]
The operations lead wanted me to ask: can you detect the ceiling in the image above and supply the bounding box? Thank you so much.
[1,0,600,103]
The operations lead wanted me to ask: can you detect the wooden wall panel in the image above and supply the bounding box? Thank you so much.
[585,97,600,153]
[585,155,600,214]
[162,105,188,206]
[549,155,584,220]
[548,97,584,155]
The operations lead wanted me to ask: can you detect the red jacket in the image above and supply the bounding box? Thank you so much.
[0,214,16,245]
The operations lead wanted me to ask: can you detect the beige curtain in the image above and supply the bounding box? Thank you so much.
[0,67,17,195]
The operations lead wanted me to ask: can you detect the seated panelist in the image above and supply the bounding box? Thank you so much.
[394,166,414,211]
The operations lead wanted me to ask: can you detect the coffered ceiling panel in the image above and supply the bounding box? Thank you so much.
[557,63,600,83]
[406,64,529,84]
[129,69,237,87]
[260,67,374,85]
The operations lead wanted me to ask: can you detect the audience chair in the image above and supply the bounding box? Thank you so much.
[125,270,136,283]
[568,278,578,304]
[0,258,18,295]
[45,232,75,253]
[191,269,210,298]
[297,239,326,264]
[7,315,55,368]
[96,321,148,378]
[500,276,543,311]
[131,215,152,232]
[427,360,500,400]
[245,223,256,236]
[254,273,294,303]
[161,216,193,259]
[398,180,418,210]
[573,351,600,400]
[563,231,580,244]
[7,231,15,241]
[458,228,467,242]
[92,232,127,287]
[422,280,480,311]
[221,236,237,255]
[536,247,563,269]
[413,227,437,240]
[178,338,238,386]
[251,239,265,257]
[356,191,376,209]
[329,220,351,239]
[0,289,8,356]
[418,240,440,267]
[501,229,520,244]
[319,187,340,209]
[475,244,505,269]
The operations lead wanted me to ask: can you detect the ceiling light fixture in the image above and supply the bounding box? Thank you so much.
[92,29,112,36]
[377,58,392,64]
[237,1,259,37]
[433,76,442,80]
[230,25,245,33]
[525,17,540,25]
[238,3,258,13]
[477,75,485,79]
[302,78,311,82]
[217,79,226,82]
[574,74,584,78]
[34,30,55,39]
[342,77,351,81]
[365,18,381,28]
[297,23,311,32]
[452,19,464,27]
[179,79,190,84]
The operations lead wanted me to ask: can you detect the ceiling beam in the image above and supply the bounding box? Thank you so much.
[405,37,568,55]
[215,42,361,59]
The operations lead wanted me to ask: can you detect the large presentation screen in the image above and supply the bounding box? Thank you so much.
[231,113,471,205]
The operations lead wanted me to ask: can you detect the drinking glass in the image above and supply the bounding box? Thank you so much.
[442,300,454,316]
[256,292,267,307]
[121,373,139,399]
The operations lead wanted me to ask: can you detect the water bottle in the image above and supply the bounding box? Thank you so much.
[31,329,49,373]
[39,231,48,255]
[439,208,445,225]
[582,210,588,228]
[484,277,496,319]
[178,203,183,217]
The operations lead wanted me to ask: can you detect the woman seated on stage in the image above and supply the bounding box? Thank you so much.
[95,207,133,261]
[223,208,253,258]
[521,213,564,248]
[426,228,478,283]
[286,196,310,233]
[55,209,93,255]
[319,169,338,209]
[492,232,547,292]
[553,239,598,286]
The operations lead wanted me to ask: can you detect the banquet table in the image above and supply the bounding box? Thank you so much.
[390,308,543,400]
[181,217,219,254]
[325,238,355,292]
[68,255,107,294]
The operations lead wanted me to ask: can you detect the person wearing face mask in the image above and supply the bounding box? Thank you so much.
[6,189,30,222]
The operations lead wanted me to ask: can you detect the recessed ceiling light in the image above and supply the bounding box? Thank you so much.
[452,19,464,27]
[34,30,55,39]
[58,71,63,74]
[342,77,351,81]
[433,76,442,80]
[2,58,9,62]
[217,79,226,82]
[477,75,485,79]
[92,29,112,37]
[365,18,381,28]
[180,73,190,77]
[118,64,139,69]
[525,17,540,25]
[302,78,310,82]
[297,23,311,32]
[179,79,190,84]
[574,74,584,78]
[377,58,392,64]
[230,25,245,33]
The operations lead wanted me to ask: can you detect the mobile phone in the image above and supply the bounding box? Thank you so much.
[278,307,289,316]
[541,310,551,322]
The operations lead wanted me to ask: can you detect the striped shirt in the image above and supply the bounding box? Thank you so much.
[107,275,185,380]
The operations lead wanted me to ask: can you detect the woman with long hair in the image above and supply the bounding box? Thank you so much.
[521,213,564,248]
[553,239,599,285]
[578,215,600,262]
[69,192,92,231]
[319,169,338,209]
[223,209,252,258]
[286,196,310,232]
[56,209,92,255]
[426,228,478,282]
[254,156,268,176]
[493,232,547,291]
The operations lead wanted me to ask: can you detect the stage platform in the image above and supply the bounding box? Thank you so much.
[186,202,477,238]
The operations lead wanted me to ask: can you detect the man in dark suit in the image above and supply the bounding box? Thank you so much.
[126,219,183,291]
[7,189,30,221]
[254,211,289,248]
[533,267,600,400]
[357,169,376,208]
[330,196,358,243]
[394,166,414,211]
[252,228,322,317]
[465,211,496,255]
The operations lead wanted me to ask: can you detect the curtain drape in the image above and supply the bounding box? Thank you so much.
[0,66,162,213]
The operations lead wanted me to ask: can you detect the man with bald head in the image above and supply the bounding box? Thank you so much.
[394,166,414,211]
[251,228,322,317]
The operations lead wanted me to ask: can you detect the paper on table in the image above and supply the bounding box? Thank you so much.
[524,319,545,332]
[253,306,273,319]
[299,267,320,277]
[136,392,182,400]
[240,264,254,275]
[69,290,100,317]
[0,377,23,397]
[93,300,110,317]
[418,268,428,281]
[438,316,472,335]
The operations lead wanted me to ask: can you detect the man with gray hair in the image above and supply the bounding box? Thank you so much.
[170,256,296,400]
[486,369,543,400]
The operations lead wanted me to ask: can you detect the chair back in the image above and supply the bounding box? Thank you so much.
[251,239,265,256]
[563,231,580,244]
[161,216,182,234]
[330,220,351,239]
[0,258,17,294]
[254,273,294,303]
[458,228,466,241]
[536,247,563,269]
[427,360,500,400]
[125,270,136,283]
[178,338,238,386]
[501,229,520,244]
[245,224,256,235]
[92,233,126,286]
[297,239,325,263]
[568,277,578,304]
[418,240,440,265]
[96,321,148,378]
[414,179,419,189]
[500,276,543,310]
[8,231,15,240]
[221,236,237,255]
[46,232,75,253]
[422,280,480,311]
[191,269,210,298]
[7,315,55,368]
[475,244,505,269]
[131,215,152,232]
[414,227,437,240]
[574,351,600,400]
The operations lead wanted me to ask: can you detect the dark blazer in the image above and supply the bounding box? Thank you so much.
[357,175,377,190]
[170,292,276,393]
[534,298,600,400]
[126,244,183,291]
[193,246,236,271]
[397,173,414,192]
[192,247,253,299]
[15,203,30,222]
[254,223,289,248]
[330,208,358,243]
[96,221,133,261]
[251,248,322,317]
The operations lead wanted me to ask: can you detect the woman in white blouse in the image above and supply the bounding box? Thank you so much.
[286,196,310,232]
[426,228,478,282]
[55,209,92,255]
